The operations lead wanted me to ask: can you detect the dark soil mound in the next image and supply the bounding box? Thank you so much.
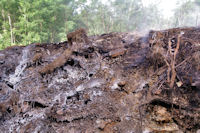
[0,27,199,133]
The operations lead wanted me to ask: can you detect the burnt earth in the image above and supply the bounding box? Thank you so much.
[0,27,200,133]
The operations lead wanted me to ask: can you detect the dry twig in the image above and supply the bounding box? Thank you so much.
[166,35,181,88]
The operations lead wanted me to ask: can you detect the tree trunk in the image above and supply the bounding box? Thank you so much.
[1,10,6,31]
[65,11,68,36]
[52,15,56,42]
[8,13,15,45]
[100,7,106,33]
[196,14,199,26]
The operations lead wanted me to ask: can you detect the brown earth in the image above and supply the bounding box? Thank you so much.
[0,27,199,133]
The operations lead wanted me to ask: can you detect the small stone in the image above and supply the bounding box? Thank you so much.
[118,81,126,87]
[109,48,127,58]
[21,102,29,113]
[153,106,171,122]
[56,109,64,115]
[96,119,108,129]
[176,81,183,87]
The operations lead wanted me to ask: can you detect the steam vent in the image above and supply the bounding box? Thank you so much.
[0,27,200,133]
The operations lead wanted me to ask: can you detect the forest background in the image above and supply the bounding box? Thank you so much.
[0,0,200,49]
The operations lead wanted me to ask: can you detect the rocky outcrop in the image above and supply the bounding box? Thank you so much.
[0,27,200,133]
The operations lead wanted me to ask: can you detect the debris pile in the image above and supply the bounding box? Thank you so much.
[0,27,199,132]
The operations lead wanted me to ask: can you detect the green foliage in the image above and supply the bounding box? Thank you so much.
[0,0,77,49]
[0,0,198,50]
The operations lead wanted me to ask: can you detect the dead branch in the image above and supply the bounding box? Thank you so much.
[166,35,181,88]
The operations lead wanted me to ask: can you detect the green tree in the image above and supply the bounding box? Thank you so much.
[0,0,20,49]
[3,0,198,50]
[15,0,70,44]
[0,0,78,49]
